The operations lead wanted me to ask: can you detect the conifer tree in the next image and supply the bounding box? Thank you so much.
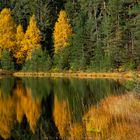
[12,0,32,30]
[14,24,25,64]
[127,1,140,68]
[21,15,41,60]
[53,10,72,53]
[0,8,16,52]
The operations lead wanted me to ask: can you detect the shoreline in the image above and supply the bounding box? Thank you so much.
[12,71,140,79]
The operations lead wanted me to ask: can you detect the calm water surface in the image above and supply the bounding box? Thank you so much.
[0,77,140,140]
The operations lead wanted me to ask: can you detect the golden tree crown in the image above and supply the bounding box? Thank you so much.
[53,10,72,53]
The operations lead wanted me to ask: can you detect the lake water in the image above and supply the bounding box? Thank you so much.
[0,77,140,140]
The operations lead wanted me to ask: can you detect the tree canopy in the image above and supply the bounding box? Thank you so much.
[0,0,140,72]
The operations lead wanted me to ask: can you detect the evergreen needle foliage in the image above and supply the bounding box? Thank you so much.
[0,1,140,72]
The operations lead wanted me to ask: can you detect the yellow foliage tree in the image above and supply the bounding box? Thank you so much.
[21,15,41,60]
[14,24,25,64]
[53,10,72,53]
[0,8,16,53]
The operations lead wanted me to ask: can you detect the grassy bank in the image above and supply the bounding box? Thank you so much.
[13,71,140,79]
[0,69,13,76]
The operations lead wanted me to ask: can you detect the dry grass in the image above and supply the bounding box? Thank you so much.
[83,93,140,140]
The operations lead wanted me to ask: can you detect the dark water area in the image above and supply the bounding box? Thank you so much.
[0,77,140,140]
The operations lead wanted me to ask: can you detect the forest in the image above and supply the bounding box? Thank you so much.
[0,0,140,72]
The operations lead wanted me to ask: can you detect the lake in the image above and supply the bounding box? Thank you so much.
[0,77,140,140]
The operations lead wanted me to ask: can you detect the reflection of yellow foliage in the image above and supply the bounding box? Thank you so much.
[0,80,41,139]
[53,96,71,138]
[0,95,16,139]
[15,82,25,123]
[15,86,41,133]
[53,96,85,139]
[16,101,24,123]
[22,88,41,133]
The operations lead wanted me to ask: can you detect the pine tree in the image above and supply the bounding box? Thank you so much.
[0,8,16,52]
[0,0,12,11]
[34,0,65,51]
[14,24,25,64]
[21,15,41,61]
[104,0,125,69]
[12,0,33,30]
[127,1,140,69]
[53,10,72,53]
[69,12,86,70]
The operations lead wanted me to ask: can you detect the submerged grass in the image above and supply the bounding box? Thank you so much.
[83,93,140,140]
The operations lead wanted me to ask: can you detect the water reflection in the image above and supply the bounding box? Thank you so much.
[0,77,139,139]
[0,78,41,139]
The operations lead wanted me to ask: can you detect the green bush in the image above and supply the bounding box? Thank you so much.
[22,48,52,71]
[53,47,71,70]
[1,49,14,71]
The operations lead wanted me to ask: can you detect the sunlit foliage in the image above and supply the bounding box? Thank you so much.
[15,24,25,64]
[21,15,41,60]
[53,10,72,53]
[0,8,16,53]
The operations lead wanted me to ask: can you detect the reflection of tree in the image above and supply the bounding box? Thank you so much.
[15,87,41,133]
[11,116,33,140]
[0,94,16,139]
[11,93,59,140]
[53,78,134,139]
[0,77,15,96]
[53,95,86,139]
[53,91,140,139]
[0,79,41,139]
[0,78,61,139]
[53,95,71,138]
[0,77,136,140]
[22,77,52,99]
[53,78,125,123]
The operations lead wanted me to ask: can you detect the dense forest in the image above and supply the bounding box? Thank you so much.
[0,0,140,72]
